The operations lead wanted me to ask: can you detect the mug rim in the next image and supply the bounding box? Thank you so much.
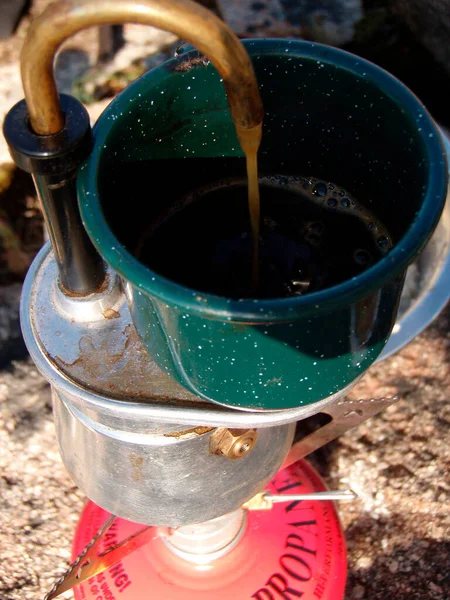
[78,39,448,322]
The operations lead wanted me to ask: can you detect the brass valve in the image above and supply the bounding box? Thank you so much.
[209,428,258,460]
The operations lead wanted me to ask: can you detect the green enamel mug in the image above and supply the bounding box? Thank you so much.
[78,39,447,411]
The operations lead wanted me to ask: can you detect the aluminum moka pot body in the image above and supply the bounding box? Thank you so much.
[78,39,447,411]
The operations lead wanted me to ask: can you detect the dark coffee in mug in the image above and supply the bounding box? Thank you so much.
[135,158,392,300]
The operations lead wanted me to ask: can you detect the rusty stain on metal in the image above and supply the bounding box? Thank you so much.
[33,253,225,410]
[58,273,110,298]
[264,376,282,387]
[164,426,214,439]
[102,307,120,319]
[51,323,211,407]
[171,52,210,72]
[129,452,144,483]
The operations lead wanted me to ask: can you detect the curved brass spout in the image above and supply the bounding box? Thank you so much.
[21,0,263,152]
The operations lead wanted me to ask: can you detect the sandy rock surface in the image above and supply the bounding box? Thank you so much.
[334,306,450,599]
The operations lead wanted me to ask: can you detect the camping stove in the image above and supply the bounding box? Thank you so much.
[22,242,395,600]
[2,1,447,599]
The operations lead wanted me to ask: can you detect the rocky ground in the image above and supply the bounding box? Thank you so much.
[330,306,450,600]
[0,1,449,599]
